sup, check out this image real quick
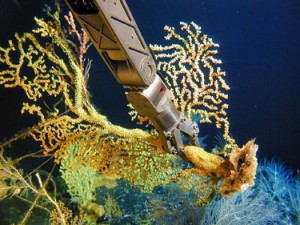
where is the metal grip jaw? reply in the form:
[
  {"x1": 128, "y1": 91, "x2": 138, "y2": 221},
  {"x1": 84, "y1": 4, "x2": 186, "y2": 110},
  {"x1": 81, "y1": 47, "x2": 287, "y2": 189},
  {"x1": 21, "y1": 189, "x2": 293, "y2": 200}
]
[
  {"x1": 127, "y1": 75, "x2": 199, "y2": 157},
  {"x1": 163, "y1": 114, "x2": 200, "y2": 156}
]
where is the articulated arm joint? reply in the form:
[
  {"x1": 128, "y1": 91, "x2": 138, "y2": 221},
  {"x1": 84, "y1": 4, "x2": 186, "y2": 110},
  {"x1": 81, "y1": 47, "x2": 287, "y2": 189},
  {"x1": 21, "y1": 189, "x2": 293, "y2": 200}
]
[
  {"x1": 127, "y1": 75, "x2": 199, "y2": 157},
  {"x1": 64, "y1": 0, "x2": 200, "y2": 158}
]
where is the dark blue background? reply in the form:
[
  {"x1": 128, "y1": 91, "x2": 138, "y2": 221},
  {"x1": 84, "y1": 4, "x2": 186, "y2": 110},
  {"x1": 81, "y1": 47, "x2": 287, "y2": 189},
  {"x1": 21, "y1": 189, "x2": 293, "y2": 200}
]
[{"x1": 0, "y1": 0, "x2": 299, "y2": 170}]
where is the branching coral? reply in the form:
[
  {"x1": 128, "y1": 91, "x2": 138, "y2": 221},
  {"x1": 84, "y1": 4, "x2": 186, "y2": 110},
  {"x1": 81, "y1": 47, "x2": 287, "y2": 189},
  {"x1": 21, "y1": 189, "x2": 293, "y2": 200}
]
[
  {"x1": 104, "y1": 193, "x2": 122, "y2": 222},
  {"x1": 0, "y1": 151, "x2": 32, "y2": 200},
  {"x1": 0, "y1": 150, "x2": 79, "y2": 224},
  {"x1": 0, "y1": 4, "x2": 156, "y2": 161},
  {"x1": 60, "y1": 133, "x2": 179, "y2": 193},
  {"x1": 0, "y1": 4, "x2": 257, "y2": 217},
  {"x1": 59, "y1": 141, "x2": 98, "y2": 206},
  {"x1": 0, "y1": 3, "x2": 176, "y2": 195},
  {"x1": 150, "y1": 22, "x2": 233, "y2": 144}
]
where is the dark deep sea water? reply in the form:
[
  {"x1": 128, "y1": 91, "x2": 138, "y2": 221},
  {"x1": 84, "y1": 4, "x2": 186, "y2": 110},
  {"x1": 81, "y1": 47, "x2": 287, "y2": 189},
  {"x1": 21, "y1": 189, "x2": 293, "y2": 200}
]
[{"x1": 0, "y1": 1, "x2": 299, "y2": 224}]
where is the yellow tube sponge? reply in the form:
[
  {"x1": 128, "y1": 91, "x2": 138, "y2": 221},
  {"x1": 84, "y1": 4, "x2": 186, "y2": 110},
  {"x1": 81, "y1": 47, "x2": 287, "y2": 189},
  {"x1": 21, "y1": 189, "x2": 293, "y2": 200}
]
[{"x1": 184, "y1": 145, "x2": 226, "y2": 178}]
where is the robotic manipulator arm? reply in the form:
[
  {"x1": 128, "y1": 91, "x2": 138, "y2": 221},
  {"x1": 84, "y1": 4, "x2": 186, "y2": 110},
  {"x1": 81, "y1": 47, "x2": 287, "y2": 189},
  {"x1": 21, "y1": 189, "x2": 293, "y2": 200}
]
[{"x1": 64, "y1": 0, "x2": 200, "y2": 160}]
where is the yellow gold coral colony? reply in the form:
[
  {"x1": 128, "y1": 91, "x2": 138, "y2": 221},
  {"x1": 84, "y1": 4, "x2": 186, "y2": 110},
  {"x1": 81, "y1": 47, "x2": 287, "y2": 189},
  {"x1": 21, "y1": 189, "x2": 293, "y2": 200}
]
[{"x1": 0, "y1": 7, "x2": 257, "y2": 202}]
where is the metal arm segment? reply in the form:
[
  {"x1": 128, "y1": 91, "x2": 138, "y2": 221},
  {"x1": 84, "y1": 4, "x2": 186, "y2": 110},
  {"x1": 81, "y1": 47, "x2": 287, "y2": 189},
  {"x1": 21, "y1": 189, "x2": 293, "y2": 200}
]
[
  {"x1": 64, "y1": 0, "x2": 155, "y2": 87},
  {"x1": 64, "y1": 0, "x2": 199, "y2": 158}
]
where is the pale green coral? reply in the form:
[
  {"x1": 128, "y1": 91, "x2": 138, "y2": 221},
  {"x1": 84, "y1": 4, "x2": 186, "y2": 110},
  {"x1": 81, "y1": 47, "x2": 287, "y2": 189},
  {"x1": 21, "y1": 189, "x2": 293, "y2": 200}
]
[{"x1": 60, "y1": 140, "x2": 97, "y2": 206}]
